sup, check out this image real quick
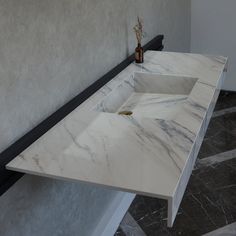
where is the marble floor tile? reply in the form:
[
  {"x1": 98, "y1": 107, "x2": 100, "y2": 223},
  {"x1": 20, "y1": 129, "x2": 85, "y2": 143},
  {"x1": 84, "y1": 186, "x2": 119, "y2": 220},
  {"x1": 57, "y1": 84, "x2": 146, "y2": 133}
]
[
  {"x1": 198, "y1": 113, "x2": 236, "y2": 159},
  {"x1": 120, "y1": 213, "x2": 146, "y2": 236},
  {"x1": 213, "y1": 113, "x2": 236, "y2": 134},
  {"x1": 212, "y1": 106, "x2": 236, "y2": 118},
  {"x1": 204, "y1": 116, "x2": 225, "y2": 139},
  {"x1": 114, "y1": 228, "x2": 126, "y2": 236},
  {"x1": 203, "y1": 222, "x2": 236, "y2": 236},
  {"x1": 209, "y1": 131, "x2": 236, "y2": 154},
  {"x1": 214, "y1": 91, "x2": 236, "y2": 111},
  {"x1": 128, "y1": 196, "x2": 168, "y2": 235},
  {"x1": 198, "y1": 140, "x2": 222, "y2": 159},
  {"x1": 196, "y1": 149, "x2": 236, "y2": 168}
]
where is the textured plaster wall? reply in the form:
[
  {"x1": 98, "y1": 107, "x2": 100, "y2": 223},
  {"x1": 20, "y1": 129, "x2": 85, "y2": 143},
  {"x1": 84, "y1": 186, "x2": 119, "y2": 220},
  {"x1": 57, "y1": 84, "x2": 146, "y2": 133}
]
[
  {"x1": 0, "y1": 0, "x2": 190, "y2": 152},
  {"x1": 0, "y1": 0, "x2": 191, "y2": 235},
  {"x1": 0, "y1": 175, "x2": 118, "y2": 236}
]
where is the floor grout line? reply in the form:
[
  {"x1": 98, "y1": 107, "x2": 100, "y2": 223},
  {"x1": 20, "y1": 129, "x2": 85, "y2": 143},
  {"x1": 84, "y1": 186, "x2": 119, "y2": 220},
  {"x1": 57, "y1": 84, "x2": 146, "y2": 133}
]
[
  {"x1": 212, "y1": 106, "x2": 236, "y2": 118},
  {"x1": 120, "y1": 212, "x2": 147, "y2": 236}
]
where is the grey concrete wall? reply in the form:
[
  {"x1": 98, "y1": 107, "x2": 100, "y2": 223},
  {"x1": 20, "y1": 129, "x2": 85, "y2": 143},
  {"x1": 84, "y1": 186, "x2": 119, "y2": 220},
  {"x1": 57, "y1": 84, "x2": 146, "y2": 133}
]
[
  {"x1": 0, "y1": 175, "x2": 118, "y2": 236},
  {"x1": 191, "y1": 0, "x2": 236, "y2": 91},
  {"x1": 0, "y1": 0, "x2": 191, "y2": 235},
  {"x1": 0, "y1": 0, "x2": 191, "y2": 152}
]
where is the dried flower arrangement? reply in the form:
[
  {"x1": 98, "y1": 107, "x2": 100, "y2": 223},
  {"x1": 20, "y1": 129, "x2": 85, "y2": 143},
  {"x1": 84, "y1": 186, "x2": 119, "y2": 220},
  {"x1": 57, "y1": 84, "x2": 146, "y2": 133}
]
[
  {"x1": 133, "y1": 16, "x2": 145, "y2": 63},
  {"x1": 133, "y1": 17, "x2": 144, "y2": 45}
]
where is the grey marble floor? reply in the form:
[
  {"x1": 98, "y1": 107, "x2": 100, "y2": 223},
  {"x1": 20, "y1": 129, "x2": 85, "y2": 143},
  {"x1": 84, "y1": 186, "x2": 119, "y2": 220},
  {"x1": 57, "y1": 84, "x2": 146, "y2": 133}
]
[
  {"x1": 115, "y1": 91, "x2": 236, "y2": 236},
  {"x1": 203, "y1": 222, "x2": 236, "y2": 236}
]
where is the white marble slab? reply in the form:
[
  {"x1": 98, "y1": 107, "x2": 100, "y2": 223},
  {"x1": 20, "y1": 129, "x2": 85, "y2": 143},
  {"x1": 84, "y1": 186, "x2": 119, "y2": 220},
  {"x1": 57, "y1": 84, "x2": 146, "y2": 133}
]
[{"x1": 6, "y1": 51, "x2": 227, "y2": 227}]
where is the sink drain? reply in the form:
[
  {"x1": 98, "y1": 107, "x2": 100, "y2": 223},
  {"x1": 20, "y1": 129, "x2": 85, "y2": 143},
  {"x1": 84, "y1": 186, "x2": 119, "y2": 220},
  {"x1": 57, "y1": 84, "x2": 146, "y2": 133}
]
[{"x1": 118, "y1": 111, "x2": 133, "y2": 116}]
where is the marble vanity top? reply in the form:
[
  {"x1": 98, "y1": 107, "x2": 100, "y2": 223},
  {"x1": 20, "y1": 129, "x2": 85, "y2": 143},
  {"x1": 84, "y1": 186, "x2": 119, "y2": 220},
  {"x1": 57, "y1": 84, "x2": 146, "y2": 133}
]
[{"x1": 7, "y1": 51, "x2": 227, "y2": 226}]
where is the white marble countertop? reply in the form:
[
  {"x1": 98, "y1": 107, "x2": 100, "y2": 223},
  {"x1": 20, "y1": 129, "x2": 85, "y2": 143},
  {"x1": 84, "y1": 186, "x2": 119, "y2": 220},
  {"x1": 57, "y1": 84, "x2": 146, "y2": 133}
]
[{"x1": 7, "y1": 51, "x2": 227, "y2": 226}]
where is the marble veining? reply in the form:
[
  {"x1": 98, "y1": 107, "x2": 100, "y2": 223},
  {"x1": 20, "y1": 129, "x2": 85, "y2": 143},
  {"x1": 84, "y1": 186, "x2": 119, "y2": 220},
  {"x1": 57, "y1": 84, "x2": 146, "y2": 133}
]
[
  {"x1": 119, "y1": 213, "x2": 146, "y2": 236},
  {"x1": 197, "y1": 149, "x2": 236, "y2": 168},
  {"x1": 203, "y1": 222, "x2": 236, "y2": 236},
  {"x1": 6, "y1": 51, "x2": 227, "y2": 227},
  {"x1": 116, "y1": 93, "x2": 236, "y2": 235},
  {"x1": 212, "y1": 106, "x2": 236, "y2": 118}
]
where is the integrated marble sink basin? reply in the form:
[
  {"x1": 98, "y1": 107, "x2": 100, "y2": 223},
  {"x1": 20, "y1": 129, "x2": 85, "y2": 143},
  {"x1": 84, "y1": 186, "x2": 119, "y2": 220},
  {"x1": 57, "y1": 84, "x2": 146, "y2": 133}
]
[
  {"x1": 6, "y1": 51, "x2": 227, "y2": 227},
  {"x1": 95, "y1": 72, "x2": 198, "y2": 120}
]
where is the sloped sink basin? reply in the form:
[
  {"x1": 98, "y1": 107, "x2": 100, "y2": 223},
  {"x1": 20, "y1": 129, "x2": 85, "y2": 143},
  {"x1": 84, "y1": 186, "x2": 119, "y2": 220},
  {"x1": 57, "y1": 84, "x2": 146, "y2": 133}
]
[{"x1": 95, "y1": 72, "x2": 198, "y2": 119}]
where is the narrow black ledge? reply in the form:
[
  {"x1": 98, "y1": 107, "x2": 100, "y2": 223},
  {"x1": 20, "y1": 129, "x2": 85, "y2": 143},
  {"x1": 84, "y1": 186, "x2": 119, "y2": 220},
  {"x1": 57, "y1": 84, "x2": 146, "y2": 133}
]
[{"x1": 0, "y1": 35, "x2": 164, "y2": 196}]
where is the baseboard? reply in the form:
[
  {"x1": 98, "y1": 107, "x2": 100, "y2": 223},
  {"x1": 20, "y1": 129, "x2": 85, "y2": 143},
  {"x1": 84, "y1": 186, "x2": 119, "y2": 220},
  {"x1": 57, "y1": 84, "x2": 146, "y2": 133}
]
[{"x1": 92, "y1": 192, "x2": 135, "y2": 236}]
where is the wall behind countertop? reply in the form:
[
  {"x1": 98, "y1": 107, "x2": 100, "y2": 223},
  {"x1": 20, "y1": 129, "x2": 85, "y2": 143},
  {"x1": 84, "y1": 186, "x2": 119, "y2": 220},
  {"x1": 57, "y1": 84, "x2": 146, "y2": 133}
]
[
  {"x1": 0, "y1": 1, "x2": 191, "y2": 235},
  {"x1": 191, "y1": 0, "x2": 236, "y2": 91},
  {"x1": 0, "y1": 0, "x2": 191, "y2": 152}
]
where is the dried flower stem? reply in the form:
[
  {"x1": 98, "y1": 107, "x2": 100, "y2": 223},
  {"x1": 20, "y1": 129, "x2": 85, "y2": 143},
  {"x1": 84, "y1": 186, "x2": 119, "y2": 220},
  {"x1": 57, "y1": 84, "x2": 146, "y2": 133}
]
[{"x1": 133, "y1": 16, "x2": 144, "y2": 45}]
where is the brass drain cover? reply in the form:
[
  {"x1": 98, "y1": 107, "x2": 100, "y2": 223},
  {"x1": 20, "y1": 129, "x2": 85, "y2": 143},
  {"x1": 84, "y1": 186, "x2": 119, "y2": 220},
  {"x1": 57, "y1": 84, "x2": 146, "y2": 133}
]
[{"x1": 118, "y1": 111, "x2": 133, "y2": 116}]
